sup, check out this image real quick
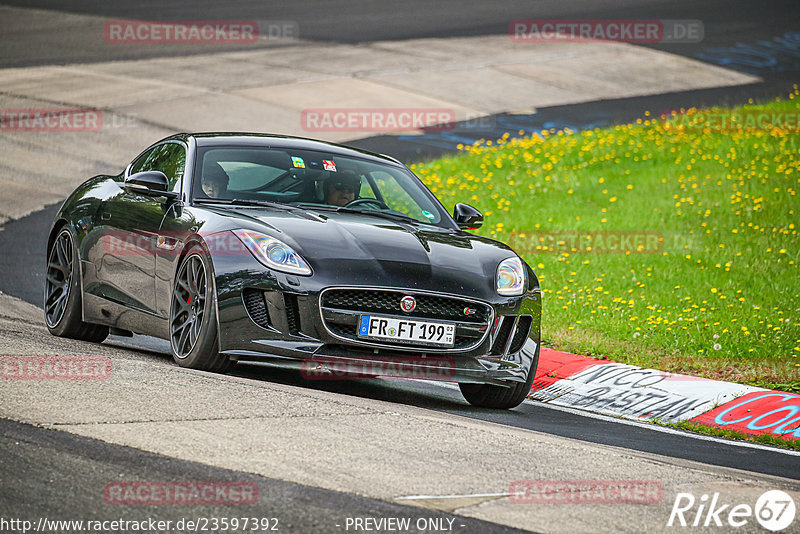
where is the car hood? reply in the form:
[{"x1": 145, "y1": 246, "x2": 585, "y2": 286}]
[{"x1": 211, "y1": 206, "x2": 518, "y2": 299}]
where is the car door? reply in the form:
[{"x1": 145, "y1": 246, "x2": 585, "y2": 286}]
[{"x1": 93, "y1": 142, "x2": 186, "y2": 322}]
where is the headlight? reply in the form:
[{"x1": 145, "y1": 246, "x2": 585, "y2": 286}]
[
  {"x1": 497, "y1": 256, "x2": 525, "y2": 296},
  {"x1": 232, "y1": 229, "x2": 312, "y2": 276}
]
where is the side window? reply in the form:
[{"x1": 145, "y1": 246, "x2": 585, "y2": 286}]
[
  {"x1": 158, "y1": 144, "x2": 186, "y2": 190},
  {"x1": 372, "y1": 172, "x2": 424, "y2": 216},
  {"x1": 129, "y1": 147, "x2": 157, "y2": 176},
  {"x1": 128, "y1": 143, "x2": 186, "y2": 191},
  {"x1": 367, "y1": 170, "x2": 441, "y2": 224}
]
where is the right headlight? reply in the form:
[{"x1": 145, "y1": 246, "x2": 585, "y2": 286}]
[
  {"x1": 232, "y1": 229, "x2": 312, "y2": 276},
  {"x1": 496, "y1": 256, "x2": 525, "y2": 296}
]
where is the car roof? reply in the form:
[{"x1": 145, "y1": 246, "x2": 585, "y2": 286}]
[{"x1": 175, "y1": 132, "x2": 403, "y2": 166}]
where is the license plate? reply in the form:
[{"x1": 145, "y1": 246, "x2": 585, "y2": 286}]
[{"x1": 358, "y1": 315, "x2": 455, "y2": 347}]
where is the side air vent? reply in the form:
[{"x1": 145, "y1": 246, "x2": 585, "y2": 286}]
[
  {"x1": 242, "y1": 289, "x2": 271, "y2": 329},
  {"x1": 490, "y1": 316, "x2": 515, "y2": 355},
  {"x1": 508, "y1": 315, "x2": 533, "y2": 353},
  {"x1": 284, "y1": 294, "x2": 301, "y2": 335}
]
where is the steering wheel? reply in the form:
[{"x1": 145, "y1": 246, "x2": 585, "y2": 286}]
[{"x1": 344, "y1": 198, "x2": 389, "y2": 210}]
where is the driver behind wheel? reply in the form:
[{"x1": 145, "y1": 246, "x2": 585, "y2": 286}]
[
  {"x1": 201, "y1": 162, "x2": 230, "y2": 199},
  {"x1": 324, "y1": 170, "x2": 361, "y2": 206}
]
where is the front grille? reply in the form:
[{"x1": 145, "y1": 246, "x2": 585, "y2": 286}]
[
  {"x1": 321, "y1": 288, "x2": 492, "y2": 351},
  {"x1": 322, "y1": 289, "x2": 490, "y2": 323},
  {"x1": 327, "y1": 322, "x2": 352, "y2": 338}
]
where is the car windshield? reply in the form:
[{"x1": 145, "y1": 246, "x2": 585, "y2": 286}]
[{"x1": 192, "y1": 146, "x2": 450, "y2": 227}]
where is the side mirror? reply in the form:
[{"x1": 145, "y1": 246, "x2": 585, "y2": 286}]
[
  {"x1": 125, "y1": 171, "x2": 178, "y2": 199},
  {"x1": 453, "y1": 203, "x2": 483, "y2": 230}
]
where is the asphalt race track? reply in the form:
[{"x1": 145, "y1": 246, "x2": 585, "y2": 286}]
[
  {"x1": 0, "y1": 418, "x2": 529, "y2": 534},
  {"x1": 1, "y1": 1, "x2": 800, "y2": 533},
  {"x1": 1, "y1": 0, "x2": 798, "y2": 66}
]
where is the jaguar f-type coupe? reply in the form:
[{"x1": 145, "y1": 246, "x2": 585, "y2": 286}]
[{"x1": 45, "y1": 133, "x2": 542, "y2": 408}]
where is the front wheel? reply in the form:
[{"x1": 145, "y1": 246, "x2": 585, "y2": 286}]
[
  {"x1": 169, "y1": 248, "x2": 232, "y2": 372},
  {"x1": 459, "y1": 344, "x2": 539, "y2": 409},
  {"x1": 44, "y1": 227, "x2": 108, "y2": 342}
]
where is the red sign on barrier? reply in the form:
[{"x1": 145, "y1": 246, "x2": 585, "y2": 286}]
[
  {"x1": 530, "y1": 348, "x2": 613, "y2": 392},
  {"x1": 690, "y1": 391, "x2": 800, "y2": 440}
]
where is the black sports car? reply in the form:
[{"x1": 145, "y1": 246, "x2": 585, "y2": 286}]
[{"x1": 45, "y1": 133, "x2": 542, "y2": 409}]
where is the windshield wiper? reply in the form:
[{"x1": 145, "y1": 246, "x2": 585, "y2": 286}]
[
  {"x1": 293, "y1": 203, "x2": 339, "y2": 212},
  {"x1": 194, "y1": 198, "x2": 289, "y2": 210},
  {"x1": 335, "y1": 207, "x2": 421, "y2": 226},
  {"x1": 196, "y1": 198, "x2": 423, "y2": 226}
]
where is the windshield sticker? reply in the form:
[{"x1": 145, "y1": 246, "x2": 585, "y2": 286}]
[
  {"x1": 323, "y1": 159, "x2": 337, "y2": 172},
  {"x1": 291, "y1": 156, "x2": 305, "y2": 168},
  {"x1": 421, "y1": 210, "x2": 435, "y2": 219}
]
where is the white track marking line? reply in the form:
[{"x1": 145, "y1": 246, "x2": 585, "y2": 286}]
[{"x1": 396, "y1": 492, "x2": 509, "y2": 501}]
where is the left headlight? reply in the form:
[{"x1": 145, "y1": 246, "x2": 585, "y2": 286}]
[
  {"x1": 497, "y1": 256, "x2": 525, "y2": 296},
  {"x1": 232, "y1": 229, "x2": 312, "y2": 276}
]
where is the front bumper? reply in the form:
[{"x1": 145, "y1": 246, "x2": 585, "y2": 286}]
[
  {"x1": 212, "y1": 256, "x2": 541, "y2": 386},
  {"x1": 225, "y1": 339, "x2": 540, "y2": 386}
]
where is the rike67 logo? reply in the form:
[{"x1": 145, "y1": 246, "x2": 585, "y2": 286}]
[{"x1": 668, "y1": 490, "x2": 796, "y2": 531}]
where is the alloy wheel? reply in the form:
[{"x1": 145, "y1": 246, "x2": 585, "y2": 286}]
[
  {"x1": 45, "y1": 230, "x2": 74, "y2": 328},
  {"x1": 170, "y1": 255, "x2": 207, "y2": 359}
]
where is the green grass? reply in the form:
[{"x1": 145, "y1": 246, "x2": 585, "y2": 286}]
[
  {"x1": 412, "y1": 91, "x2": 800, "y2": 391},
  {"x1": 660, "y1": 420, "x2": 800, "y2": 451}
]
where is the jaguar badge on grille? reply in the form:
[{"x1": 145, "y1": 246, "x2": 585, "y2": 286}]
[{"x1": 400, "y1": 296, "x2": 416, "y2": 312}]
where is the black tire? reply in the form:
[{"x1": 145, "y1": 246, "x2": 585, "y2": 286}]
[
  {"x1": 44, "y1": 227, "x2": 109, "y2": 342},
  {"x1": 459, "y1": 342, "x2": 540, "y2": 409},
  {"x1": 169, "y1": 247, "x2": 232, "y2": 372}
]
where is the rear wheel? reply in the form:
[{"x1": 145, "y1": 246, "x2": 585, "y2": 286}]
[
  {"x1": 459, "y1": 344, "x2": 539, "y2": 409},
  {"x1": 44, "y1": 227, "x2": 109, "y2": 342},
  {"x1": 169, "y1": 248, "x2": 232, "y2": 372}
]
